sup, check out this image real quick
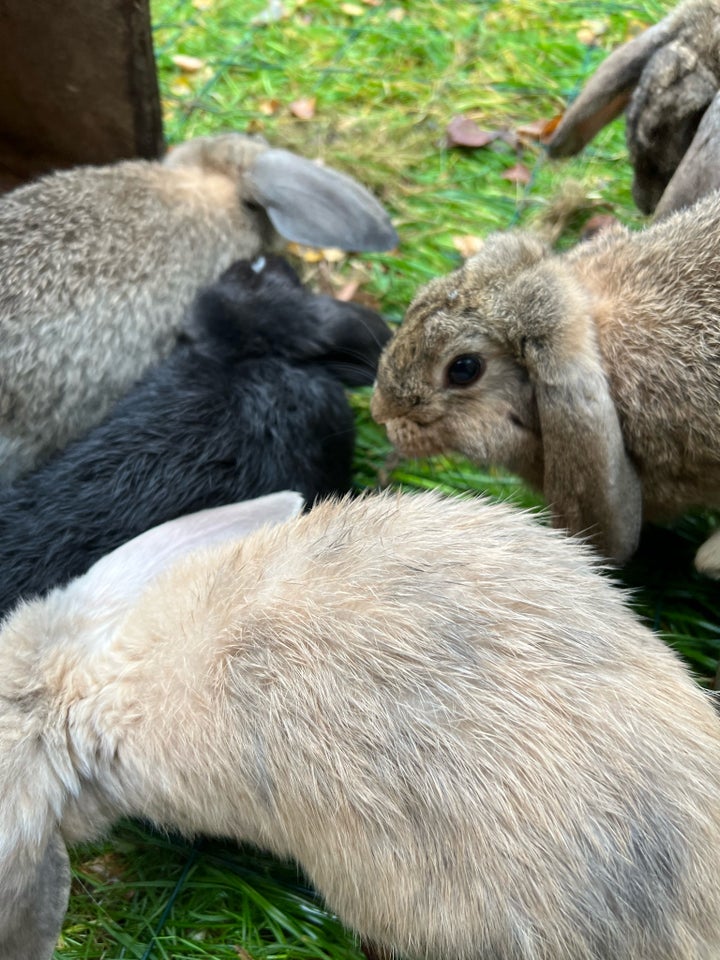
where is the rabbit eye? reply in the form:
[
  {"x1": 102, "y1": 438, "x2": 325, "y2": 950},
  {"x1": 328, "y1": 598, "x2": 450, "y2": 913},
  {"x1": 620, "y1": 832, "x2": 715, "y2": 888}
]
[{"x1": 446, "y1": 354, "x2": 485, "y2": 387}]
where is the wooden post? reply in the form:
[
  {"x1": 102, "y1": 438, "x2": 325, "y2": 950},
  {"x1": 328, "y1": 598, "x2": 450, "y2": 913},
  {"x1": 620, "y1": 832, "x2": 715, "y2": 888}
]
[{"x1": 0, "y1": 0, "x2": 164, "y2": 191}]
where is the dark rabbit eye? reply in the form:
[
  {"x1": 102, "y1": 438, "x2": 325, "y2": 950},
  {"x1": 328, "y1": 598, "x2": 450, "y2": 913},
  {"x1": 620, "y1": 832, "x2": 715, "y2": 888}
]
[{"x1": 446, "y1": 354, "x2": 485, "y2": 387}]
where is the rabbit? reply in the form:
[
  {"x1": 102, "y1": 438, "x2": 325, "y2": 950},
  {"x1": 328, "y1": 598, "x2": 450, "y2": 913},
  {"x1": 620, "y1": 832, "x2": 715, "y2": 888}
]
[
  {"x1": 0, "y1": 131, "x2": 398, "y2": 483},
  {"x1": 370, "y1": 193, "x2": 720, "y2": 575},
  {"x1": 2, "y1": 487, "x2": 720, "y2": 960},
  {"x1": 547, "y1": 0, "x2": 720, "y2": 216},
  {"x1": 0, "y1": 253, "x2": 391, "y2": 620}
]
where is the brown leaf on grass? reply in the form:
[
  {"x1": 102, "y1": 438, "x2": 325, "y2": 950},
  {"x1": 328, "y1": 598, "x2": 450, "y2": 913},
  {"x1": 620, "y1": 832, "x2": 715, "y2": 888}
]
[
  {"x1": 576, "y1": 19, "x2": 608, "y2": 45},
  {"x1": 289, "y1": 96, "x2": 316, "y2": 120},
  {"x1": 233, "y1": 949, "x2": 254, "y2": 960},
  {"x1": 171, "y1": 54, "x2": 206, "y2": 73},
  {"x1": 446, "y1": 115, "x2": 497, "y2": 149},
  {"x1": 336, "y1": 279, "x2": 361, "y2": 301},
  {"x1": 501, "y1": 163, "x2": 532, "y2": 185},
  {"x1": 340, "y1": 2, "x2": 365, "y2": 14},
  {"x1": 258, "y1": 98, "x2": 281, "y2": 116},
  {"x1": 386, "y1": 7, "x2": 405, "y2": 21},
  {"x1": 516, "y1": 114, "x2": 563, "y2": 145},
  {"x1": 452, "y1": 235, "x2": 484, "y2": 259}
]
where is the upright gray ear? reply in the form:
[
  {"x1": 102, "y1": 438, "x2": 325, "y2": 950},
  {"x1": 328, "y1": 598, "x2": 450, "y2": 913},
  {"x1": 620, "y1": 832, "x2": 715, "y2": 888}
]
[
  {"x1": 0, "y1": 830, "x2": 70, "y2": 960},
  {"x1": 653, "y1": 91, "x2": 720, "y2": 217},
  {"x1": 248, "y1": 148, "x2": 398, "y2": 252},
  {"x1": 547, "y1": 19, "x2": 673, "y2": 157}
]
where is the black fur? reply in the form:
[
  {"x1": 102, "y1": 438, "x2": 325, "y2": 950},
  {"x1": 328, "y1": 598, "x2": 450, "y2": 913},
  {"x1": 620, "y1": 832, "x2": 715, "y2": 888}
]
[{"x1": 0, "y1": 256, "x2": 390, "y2": 619}]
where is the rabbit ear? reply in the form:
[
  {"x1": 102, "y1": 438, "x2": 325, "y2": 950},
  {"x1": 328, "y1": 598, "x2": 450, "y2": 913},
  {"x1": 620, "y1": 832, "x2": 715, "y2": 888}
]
[
  {"x1": 497, "y1": 267, "x2": 643, "y2": 564},
  {"x1": 0, "y1": 829, "x2": 70, "y2": 960},
  {"x1": 74, "y1": 491, "x2": 304, "y2": 615},
  {"x1": 248, "y1": 148, "x2": 398, "y2": 252},
  {"x1": 547, "y1": 18, "x2": 674, "y2": 157},
  {"x1": 653, "y1": 91, "x2": 720, "y2": 218}
]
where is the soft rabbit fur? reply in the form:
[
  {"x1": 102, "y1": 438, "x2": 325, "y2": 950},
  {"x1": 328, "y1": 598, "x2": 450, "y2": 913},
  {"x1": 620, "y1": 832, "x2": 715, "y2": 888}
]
[
  {"x1": 0, "y1": 254, "x2": 390, "y2": 619},
  {"x1": 371, "y1": 194, "x2": 720, "y2": 574},
  {"x1": 2, "y1": 490, "x2": 720, "y2": 960},
  {"x1": 548, "y1": 0, "x2": 720, "y2": 215},
  {"x1": 0, "y1": 132, "x2": 397, "y2": 482}
]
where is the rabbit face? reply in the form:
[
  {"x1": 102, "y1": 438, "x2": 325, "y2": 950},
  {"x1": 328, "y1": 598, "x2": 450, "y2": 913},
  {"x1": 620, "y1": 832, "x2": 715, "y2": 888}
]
[{"x1": 372, "y1": 262, "x2": 543, "y2": 486}]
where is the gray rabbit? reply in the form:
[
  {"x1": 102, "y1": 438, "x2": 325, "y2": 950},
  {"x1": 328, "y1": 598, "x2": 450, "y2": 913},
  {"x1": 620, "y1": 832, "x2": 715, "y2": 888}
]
[{"x1": 0, "y1": 132, "x2": 397, "y2": 481}]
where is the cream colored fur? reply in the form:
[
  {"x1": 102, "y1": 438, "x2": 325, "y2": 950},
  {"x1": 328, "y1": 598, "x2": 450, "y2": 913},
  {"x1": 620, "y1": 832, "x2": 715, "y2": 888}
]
[{"x1": 1, "y1": 491, "x2": 720, "y2": 959}]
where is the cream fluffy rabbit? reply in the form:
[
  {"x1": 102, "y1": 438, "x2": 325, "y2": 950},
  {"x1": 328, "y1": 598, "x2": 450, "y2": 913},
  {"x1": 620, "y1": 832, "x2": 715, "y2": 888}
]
[
  {"x1": 2, "y1": 490, "x2": 720, "y2": 959},
  {"x1": 372, "y1": 193, "x2": 720, "y2": 574}
]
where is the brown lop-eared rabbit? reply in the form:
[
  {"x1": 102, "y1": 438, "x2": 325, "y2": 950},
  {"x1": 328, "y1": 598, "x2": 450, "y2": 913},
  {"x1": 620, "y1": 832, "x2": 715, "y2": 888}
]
[
  {"x1": 0, "y1": 133, "x2": 397, "y2": 482},
  {"x1": 371, "y1": 191, "x2": 720, "y2": 575},
  {"x1": 2, "y1": 489, "x2": 720, "y2": 960}
]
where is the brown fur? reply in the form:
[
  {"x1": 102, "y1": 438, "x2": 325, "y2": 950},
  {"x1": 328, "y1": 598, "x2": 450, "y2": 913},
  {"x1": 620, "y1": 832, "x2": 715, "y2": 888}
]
[
  {"x1": 548, "y1": 0, "x2": 720, "y2": 215},
  {"x1": 371, "y1": 194, "x2": 720, "y2": 571},
  {"x1": 1, "y1": 491, "x2": 720, "y2": 959}
]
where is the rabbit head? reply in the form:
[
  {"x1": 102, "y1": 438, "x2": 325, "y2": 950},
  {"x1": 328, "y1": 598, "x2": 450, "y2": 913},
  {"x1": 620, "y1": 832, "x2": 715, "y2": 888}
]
[
  {"x1": 191, "y1": 254, "x2": 391, "y2": 386},
  {"x1": 2, "y1": 489, "x2": 720, "y2": 959},
  {"x1": 372, "y1": 231, "x2": 643, "y2": 563}
]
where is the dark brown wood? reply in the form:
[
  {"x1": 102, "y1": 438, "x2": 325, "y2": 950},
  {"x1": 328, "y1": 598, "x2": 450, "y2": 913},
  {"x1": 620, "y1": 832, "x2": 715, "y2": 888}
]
[{"x1": 0, "y1": 0, "x2": 164, "y2": 189}]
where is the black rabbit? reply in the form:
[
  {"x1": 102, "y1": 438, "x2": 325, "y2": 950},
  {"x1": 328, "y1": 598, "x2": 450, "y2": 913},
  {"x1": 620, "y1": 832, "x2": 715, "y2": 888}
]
[{"x1": 0, "y1": 255, "x2": 390, "y2": 620}]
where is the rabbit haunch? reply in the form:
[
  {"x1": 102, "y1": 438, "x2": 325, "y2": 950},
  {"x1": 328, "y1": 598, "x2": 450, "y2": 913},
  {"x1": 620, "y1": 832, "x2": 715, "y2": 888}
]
[
  {"x1": 372, "y1": 191, "x2": 720, "y2": 574},
  {"x1": 0, "y1": 132, "x2": 397, "y2": 482},
  {"x1": 2, "y1": 491, "x2": 720, "y2": 960}
]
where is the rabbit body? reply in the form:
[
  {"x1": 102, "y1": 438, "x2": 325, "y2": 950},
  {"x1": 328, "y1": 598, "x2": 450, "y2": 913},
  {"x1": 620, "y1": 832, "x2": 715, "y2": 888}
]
[
  {"x1": 0, "y1": 133, "x2": 397, "y2": 482},
  {"x1": 0, "y1": 255, "x2": 390, "y2": 619},
  {"x1": 1, "y1": 491, "x2": 720, "y2": 960},
  {"x1": 371, "y1": 193, "x2": 720, "y2": 572}
]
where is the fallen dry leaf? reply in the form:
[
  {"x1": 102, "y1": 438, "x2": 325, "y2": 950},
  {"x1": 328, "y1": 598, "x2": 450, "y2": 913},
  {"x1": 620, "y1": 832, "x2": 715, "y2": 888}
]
[
  {"x1": 192, "y1": 0, "x2": 214, "y2": 9},
  {"x1": 576, "y1": 19, "x2": 607, "y2": 45},
  {"x1": 452, "y1": 235, "x2": 484, "y2": 259},
  {"x1": 341, "y1": 2, "x2": 365, "y2": 14},
  {"x1": 289, "y1": 96, "x2": 316, "y2": 120},
  {"x1": 258, "y1": 98, "x2": 281, "y2": 116},
  {"x1": 171, "y1": 54, "x2": 206, "y2": 73},
  {"x1": 501, "y1": 162, "x2": 532, "y2": 185},
  {"x1": 446, "y1": 115, "x2": 497, "y2": 149},
  {"x1": 386, "y1": 7, "x2": 405, "y2": 22},
  {"x1": 336, "y1": 279, "x2": 360, "y2": 301},
  {"x1": 516, "y1": 114, "x2": 564, "y2": 146}
]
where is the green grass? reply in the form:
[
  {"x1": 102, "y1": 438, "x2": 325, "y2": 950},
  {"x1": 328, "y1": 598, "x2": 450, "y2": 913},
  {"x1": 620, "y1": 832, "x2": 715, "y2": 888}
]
[{"x1": 57, "y1": 0, "x2": 720, "y2": 956}]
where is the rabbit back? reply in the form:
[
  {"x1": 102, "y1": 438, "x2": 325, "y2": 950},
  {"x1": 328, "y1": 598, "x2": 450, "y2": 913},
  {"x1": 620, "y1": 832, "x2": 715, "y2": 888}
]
[
  {"x1": 35, "y1": 492, "x2": 720, "y2": 960},
  {"x1": 0, "y1": 161, "x2": 270, "y2": 482}
]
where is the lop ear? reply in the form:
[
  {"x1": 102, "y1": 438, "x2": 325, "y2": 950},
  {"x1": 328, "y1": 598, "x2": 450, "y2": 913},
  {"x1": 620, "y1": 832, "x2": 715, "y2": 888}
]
[
  {"x1": 247, "y1": 148, "x2": 398, "y2": 252},
  {"x1": 547, "y1": 18, "x2": 673, "y2": 157},
  {"x1": 0, "y1": 829, "x2": 70, "y2": 960},
  {"x1": 653, "y1": 91, "x2": 720, "y2": 218},
  {"x1": 72, "y1": 491, "x2": 304, "y2": 619},
  {"x1": 497, "y1": 266, "x2": 643, "y2": 564}
]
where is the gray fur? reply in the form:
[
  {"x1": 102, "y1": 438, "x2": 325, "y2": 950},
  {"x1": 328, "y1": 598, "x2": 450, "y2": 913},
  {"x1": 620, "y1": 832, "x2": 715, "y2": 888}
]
[{"x1": 0, "y1": 132, "x2": 397, "y2": 481}]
